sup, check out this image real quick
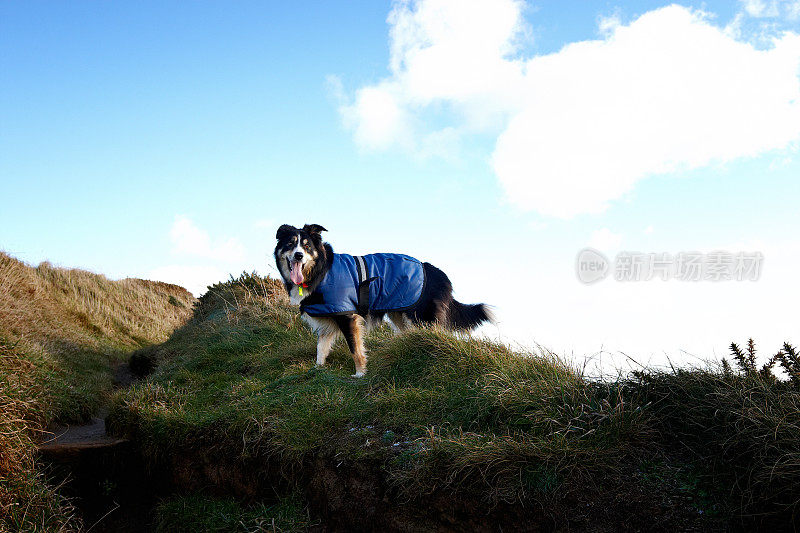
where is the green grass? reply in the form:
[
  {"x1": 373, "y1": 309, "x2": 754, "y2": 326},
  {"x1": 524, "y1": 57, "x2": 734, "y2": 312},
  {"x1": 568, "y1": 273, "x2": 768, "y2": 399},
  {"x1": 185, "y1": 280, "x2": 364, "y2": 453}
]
[
  {"x1": 0, "y1": 254, "x2": 800, "y2": 531},
  {"x1": 110, "y1": 273, "x2": 800, "y2": 530},
  {"x1": 5, "y1": 259, "x2": 791, "y2": 530},
  {"x1": 154, "y1": 491, "x2": 315, "y2": 533}
]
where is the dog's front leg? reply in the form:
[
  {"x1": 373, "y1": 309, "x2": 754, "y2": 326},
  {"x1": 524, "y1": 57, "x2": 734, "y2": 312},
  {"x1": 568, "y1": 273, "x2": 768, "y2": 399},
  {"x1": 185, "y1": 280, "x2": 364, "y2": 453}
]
[
  {"x1": 303, "y1": 315, "x2": 339, "y2": 367},
  {"x1": 316, "y1": 330, "x2": 337, "y2": 366},
  {"x1": 333, "y1": 314, "x2": 367, "y2": 377}
]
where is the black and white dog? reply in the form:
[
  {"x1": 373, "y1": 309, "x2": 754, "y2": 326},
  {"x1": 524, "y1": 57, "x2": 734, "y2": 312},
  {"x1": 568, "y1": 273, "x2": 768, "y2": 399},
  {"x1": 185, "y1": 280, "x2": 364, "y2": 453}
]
[{"x1": 274, "y1": 224, "x2": 492, "y2": 376}]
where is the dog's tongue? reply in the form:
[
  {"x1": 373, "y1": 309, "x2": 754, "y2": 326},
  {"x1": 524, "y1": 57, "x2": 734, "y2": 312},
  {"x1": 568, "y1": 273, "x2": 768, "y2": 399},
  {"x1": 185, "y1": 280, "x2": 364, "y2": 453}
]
[{"x1": 290, "y1": 261, "x2": 304, "y2": 285}]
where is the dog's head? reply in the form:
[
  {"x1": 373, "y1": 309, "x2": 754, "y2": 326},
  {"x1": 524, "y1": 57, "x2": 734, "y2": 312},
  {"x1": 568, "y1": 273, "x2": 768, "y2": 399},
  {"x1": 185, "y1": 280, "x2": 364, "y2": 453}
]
[{"x1": 274, "y1": 224, "x2": 328, "y2": 287}]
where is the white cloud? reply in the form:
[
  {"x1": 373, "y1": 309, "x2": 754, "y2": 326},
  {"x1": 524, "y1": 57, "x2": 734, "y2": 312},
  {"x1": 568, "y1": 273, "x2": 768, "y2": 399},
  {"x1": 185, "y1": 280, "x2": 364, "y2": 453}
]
[
  {"x1": 790, "y1": 2, "x2": 800, "y2": 19},
  {"x1": 170, "y1": 215, "x2": 245, "y2": 261},
  {"x1": 597, "y1": 12, "x2": 622, "y2": 37},
  {"x1": 145, "y1": 216, "x2": 273, "y2": 296},
  {"x1": 589, "y1": 228, "x2": 622, "y2": 251},
  {"x1": 146, "y1": 265, "x2": 227, "y2": 297},
  {"x1": 340, "y1": 1, "x2": 800, "y2": 218},
  {"x1": 385, "y1": 0, "x2": 526, "y2": 110},
  {"x1": 496, "y1": 7, "x2": 800, "y2": 217},
  {"x1": 742, "y1": 0, "x2": 781, "y2": 17},
  {"x1": 338, "y1": 0, "x2": 527, "y2": 153},
  {"x1": 342, "y1": 83, "x2": 413, "y2": 151},
  {"x1": 739, "y1": 0, "x2": 800, "y2": 18}
]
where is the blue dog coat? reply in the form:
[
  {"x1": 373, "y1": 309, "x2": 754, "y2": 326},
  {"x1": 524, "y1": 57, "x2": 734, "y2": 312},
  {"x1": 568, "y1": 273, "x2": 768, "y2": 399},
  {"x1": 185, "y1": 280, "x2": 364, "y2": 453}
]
[{"x1": 300, "y1": 253, "x2": 425, "y2": 317}]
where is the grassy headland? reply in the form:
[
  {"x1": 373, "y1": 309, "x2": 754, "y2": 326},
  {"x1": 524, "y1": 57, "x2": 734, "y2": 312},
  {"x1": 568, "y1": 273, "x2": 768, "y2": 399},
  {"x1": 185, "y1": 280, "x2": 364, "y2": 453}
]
[
  {"x1": 0, "y1": 252, "x2": 195, "y2": 532},
  {"x1": 2, "y1": 253, "x2": 797, "y2": 531},
  {"x1": 111, "y1": 273, "x2": 800, "y2": 531}
]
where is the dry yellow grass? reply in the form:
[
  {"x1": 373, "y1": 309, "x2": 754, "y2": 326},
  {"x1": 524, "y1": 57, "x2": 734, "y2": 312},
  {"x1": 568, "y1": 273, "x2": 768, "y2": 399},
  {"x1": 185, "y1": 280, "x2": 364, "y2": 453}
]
[
  {"x1": 0, "y1": 251, "x2": 195, "y2": 531},
  {"x1": 0, "y1": 339, "x2": 77, "y2": 532},
  {"x1": 0, "y1": 252, "x2": 194, "y2": 354}
]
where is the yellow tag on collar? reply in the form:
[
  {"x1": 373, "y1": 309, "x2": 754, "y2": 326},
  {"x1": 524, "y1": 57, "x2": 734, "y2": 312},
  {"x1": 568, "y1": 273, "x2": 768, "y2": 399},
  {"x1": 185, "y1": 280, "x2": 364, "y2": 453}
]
[{"x1": 298, "y1": 285, "x2": 303, "y2": 297}]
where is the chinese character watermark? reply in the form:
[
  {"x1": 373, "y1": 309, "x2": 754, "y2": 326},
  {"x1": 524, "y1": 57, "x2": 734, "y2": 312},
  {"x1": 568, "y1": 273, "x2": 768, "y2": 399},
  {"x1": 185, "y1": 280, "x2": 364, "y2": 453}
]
[{"x1": 576, "y1": 249, "x2": 763, "y2": 284}]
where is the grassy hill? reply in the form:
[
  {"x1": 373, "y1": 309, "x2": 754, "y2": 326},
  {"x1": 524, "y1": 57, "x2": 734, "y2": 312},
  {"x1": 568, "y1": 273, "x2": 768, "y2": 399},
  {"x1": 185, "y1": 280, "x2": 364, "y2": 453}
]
[
  {"x1": 0, "y1": 252, "x2": 195, "y2": 532},
  {"x1": 110, "y1": 273, "x2": 800, "y2": 532},
  {"x1": 2, "y1": 254, "x2": 798, "y2": 531}
]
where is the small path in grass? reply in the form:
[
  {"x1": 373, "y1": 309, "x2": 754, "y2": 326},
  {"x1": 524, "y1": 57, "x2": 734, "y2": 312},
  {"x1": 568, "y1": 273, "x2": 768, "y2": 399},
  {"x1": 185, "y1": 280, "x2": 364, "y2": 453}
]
[
  {"x1": 39, "y1": 362, "x2": 134, "y2": 454},
  {"x1": 38, "y1": 414, "x2": 125, "y2": 453},
  {"x1": 38, "y1": 361, "x2": 155, "y2": 532}
]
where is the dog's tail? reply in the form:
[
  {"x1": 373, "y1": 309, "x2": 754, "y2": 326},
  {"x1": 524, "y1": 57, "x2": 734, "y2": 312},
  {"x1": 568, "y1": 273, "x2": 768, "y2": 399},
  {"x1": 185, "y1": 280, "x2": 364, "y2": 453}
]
[{"x1": 447, "y1": 299, "x2": 494, "y2": 330}]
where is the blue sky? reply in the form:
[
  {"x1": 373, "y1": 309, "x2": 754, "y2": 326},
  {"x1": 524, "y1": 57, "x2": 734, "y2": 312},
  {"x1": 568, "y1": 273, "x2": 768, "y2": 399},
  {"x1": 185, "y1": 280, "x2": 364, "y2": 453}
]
[{"x1": 2, "y1": 1, "x2": 799, "y2": 372}]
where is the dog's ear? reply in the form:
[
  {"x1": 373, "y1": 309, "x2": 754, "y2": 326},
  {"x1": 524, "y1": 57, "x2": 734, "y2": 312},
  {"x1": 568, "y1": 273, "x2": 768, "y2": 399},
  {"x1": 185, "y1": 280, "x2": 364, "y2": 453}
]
[
  {"x1": 303, "y1": 224, "x2": 327, "y2": 235},
  {"x1": 276, "y1": 224, "x2": 297, "y2": 239}
]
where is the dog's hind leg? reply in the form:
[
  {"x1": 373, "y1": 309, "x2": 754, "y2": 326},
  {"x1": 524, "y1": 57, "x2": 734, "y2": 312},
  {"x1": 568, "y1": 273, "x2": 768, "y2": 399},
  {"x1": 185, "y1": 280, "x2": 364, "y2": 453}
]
[
  {"x1": 333, "y1": 314, "x2": 368, "y2": 377},
  {"x1": 351, "y1": 315, "x2": 368, "y2": 377},
  {"x1": 387, "y1": 312, "x2": 409, "y2": 335}
]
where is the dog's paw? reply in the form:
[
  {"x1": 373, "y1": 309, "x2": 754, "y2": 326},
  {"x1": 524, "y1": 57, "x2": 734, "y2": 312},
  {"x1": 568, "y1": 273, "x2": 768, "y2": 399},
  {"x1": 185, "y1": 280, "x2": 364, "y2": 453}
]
[{"x1": 351, "y1": 371, "x2": 365, "y2": 378}]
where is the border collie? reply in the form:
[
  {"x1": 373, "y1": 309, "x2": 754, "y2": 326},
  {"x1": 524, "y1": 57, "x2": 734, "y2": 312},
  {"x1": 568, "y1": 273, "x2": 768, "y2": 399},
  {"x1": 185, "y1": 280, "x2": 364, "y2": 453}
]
[{"x1": 274, "y1": 224, "x2": 492, "y2": 377}]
